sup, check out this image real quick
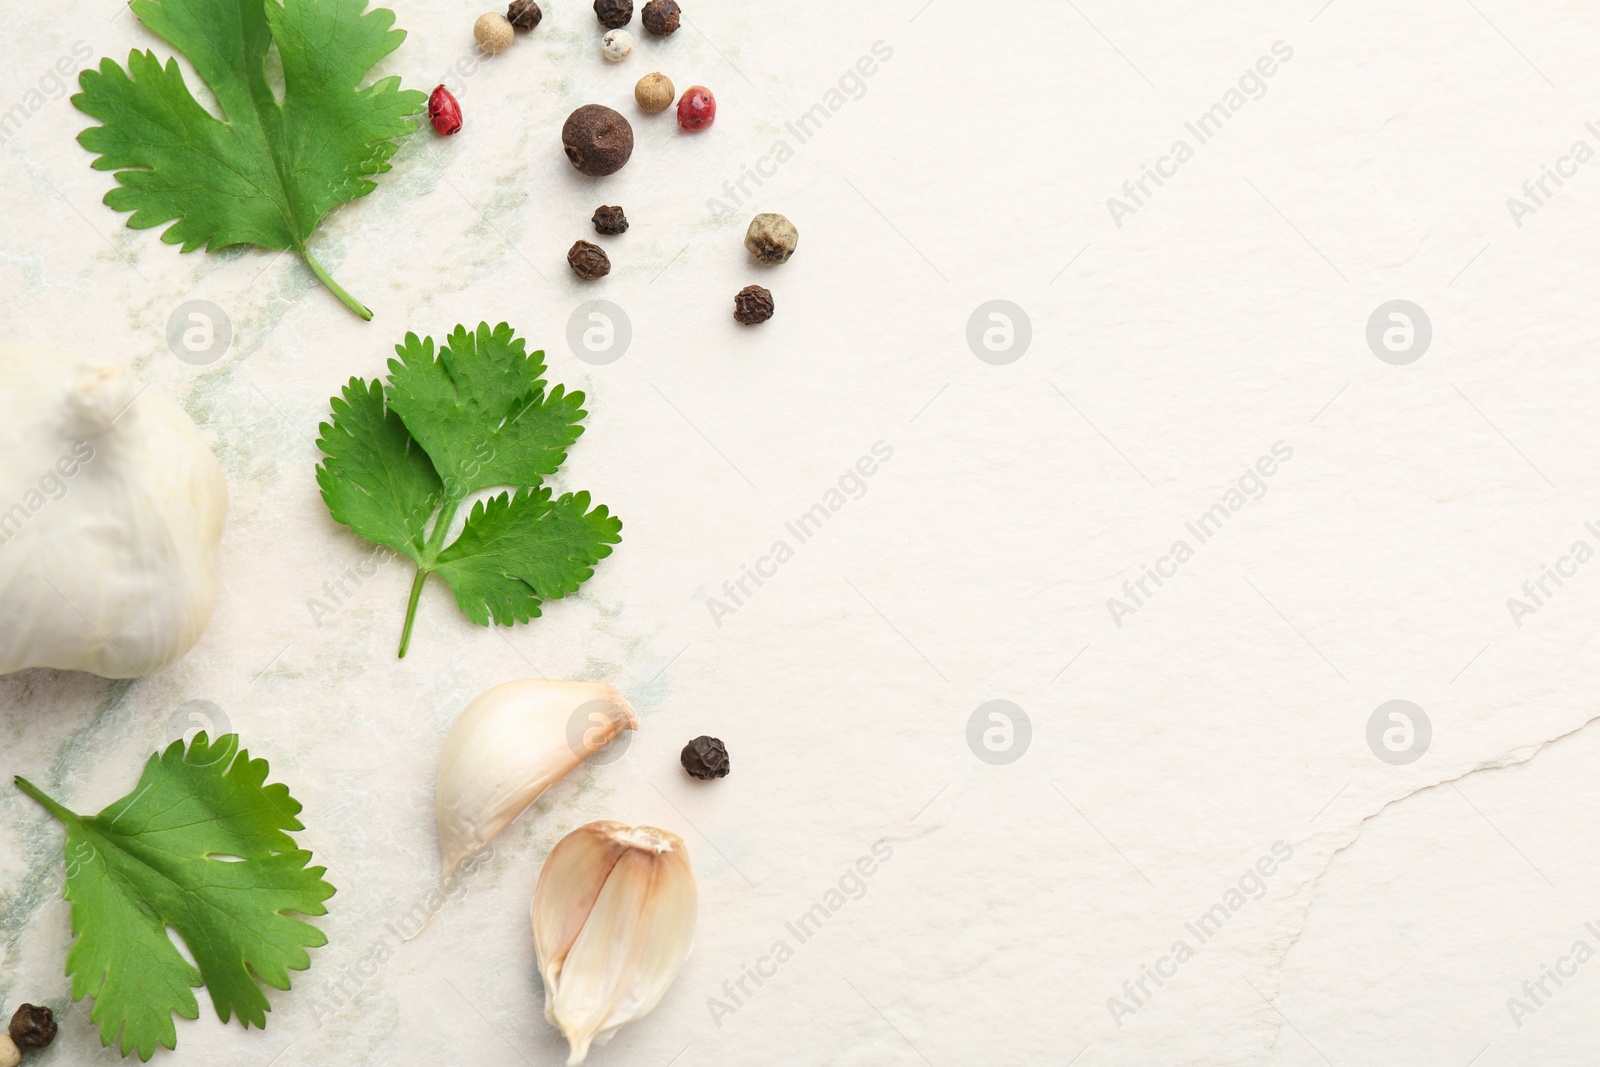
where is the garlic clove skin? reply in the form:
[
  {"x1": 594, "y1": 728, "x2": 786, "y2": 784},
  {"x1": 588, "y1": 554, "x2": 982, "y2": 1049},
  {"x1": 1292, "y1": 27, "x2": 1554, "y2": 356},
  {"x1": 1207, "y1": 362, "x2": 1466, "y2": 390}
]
[
  {"x1": 436, "y1": 680, "x2": 639, "y2": 883},
  {"x1": 0, "y1": 345, "x2": 226, "y2": 679},
  {"x1": 532, "y1": 822, "x2": 697, "y2": 1064}
]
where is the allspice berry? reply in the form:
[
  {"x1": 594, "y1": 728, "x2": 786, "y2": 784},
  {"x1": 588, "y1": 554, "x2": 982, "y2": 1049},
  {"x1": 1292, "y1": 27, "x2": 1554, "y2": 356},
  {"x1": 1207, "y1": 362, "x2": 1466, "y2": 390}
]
[
  {"x1": 8, "y1": 1005, "x2": 55, "y2": 1050},
  {"x1": 734, "y1": 285, "x2": 774, "y2": 324},
  {"x1": 594, "y1": 0, "x2": 632, "y2": 28},
  {"x1": 635, "y1": 72, "x2": 675, "y2": 113},
  {"x1": 680, "y1": 735, "x2": 729, "y2": 780},
  {"x1": 641, "y1": 0, "x2": 681, "y2": 35},
  {"x1": 568, "y1": 240, "x2": 611, "y2": 280},
  {"x1": 506, "y1": 0, "x2": 542, "y2": 30},
  {"x1": 592, "y1": 205, "x2": 628, "y2": 235},
  {"x1": 561, "y1": 104, "x2": 634, "y2": 176},
  {"x1": 745, "y1": 213, "x2": 798, "y2": 264},
  {"x1": 474, "y1": 11, "x2": 515, "y2": 53}
]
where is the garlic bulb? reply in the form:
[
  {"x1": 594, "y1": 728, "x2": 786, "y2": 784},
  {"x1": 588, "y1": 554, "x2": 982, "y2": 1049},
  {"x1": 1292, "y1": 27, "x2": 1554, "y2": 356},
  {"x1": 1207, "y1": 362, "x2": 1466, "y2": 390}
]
[
  {"x1": 533, "y1": 822, "x2": 697, "y2": 1064},
  {"x1": 436, "y1": 680, "x2": 639, "y2": 882},
  {"x1": 0, "y1": 343, "x2": 226, "y2": 678}
]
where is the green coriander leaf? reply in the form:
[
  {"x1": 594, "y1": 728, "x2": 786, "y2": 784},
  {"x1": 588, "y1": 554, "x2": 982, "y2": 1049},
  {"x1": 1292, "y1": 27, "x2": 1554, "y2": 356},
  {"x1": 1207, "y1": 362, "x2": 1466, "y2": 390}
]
[
  {"x1": 72, "y1": 0, "x2": 425, "y2": 319},
  {"x1": 315, "y1": 322, "x2": 622, "y2": 655},
  {"x1": 385, "y1": 322, "x2": 587, "y2": 495},
  {"x1": 316, "y1": 377, "x2": 443, "y2": 563},
  {"x1": 15, "y1": 733, "x2": 334, "y2": 1061},
  {"x1": 434, "y1": 488, "x2": 623, "y2": 626}
]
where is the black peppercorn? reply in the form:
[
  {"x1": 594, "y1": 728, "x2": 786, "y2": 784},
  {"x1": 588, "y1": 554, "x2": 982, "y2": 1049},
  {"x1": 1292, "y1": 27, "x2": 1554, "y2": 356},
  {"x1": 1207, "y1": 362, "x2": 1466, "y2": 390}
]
[
  {"x1": 9, "y1": 1004, "x2": 56, "y2": 1049},
  {"x1": 562, "y1": 104, "x2": 634, "y2": 177},
  {"x1": 594, "y1": 0, "x2": 632, "y2": 28},
  {"x1": 507, "y1": 0, "x2": 542, "y2": 30},
  {"x1": 568, "y1": 240, "x2": 611, "y2": 280},
  {"x1": 680, "y1": 736, "x2": 729, "y2": 780},
  {"x1": 641, "y1": 0, "x2": 680, "y2": 35},
  {"x1": 733, "y1": 285, "x2": 774, "y2": 324},
  {"x1": 592, "y1": 205, "x2": 628, "y2": 235}
]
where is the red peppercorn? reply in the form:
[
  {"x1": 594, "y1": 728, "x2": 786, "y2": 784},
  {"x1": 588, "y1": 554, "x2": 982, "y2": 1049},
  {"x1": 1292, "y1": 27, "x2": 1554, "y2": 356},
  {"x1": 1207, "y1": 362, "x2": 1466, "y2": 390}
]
[
  {"x1": 677, "y1": 86, "x2": 715, "y2": 132},
  {"x1": 428, "y1": 85, "x2": 462, "y2": 136}
]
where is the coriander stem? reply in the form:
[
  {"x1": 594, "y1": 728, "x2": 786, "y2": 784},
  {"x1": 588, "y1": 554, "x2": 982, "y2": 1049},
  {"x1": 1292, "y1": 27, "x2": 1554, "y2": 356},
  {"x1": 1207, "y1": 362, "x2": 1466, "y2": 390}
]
[
  {"x1": 398, "y1": 569, "x2": 428, "y2": 659},
  {"x1": 397, "y1": 497, "x2": 463, "y2": 658},
  {"x1": 14, "y1": 776, "x2": 77, "y2": 824},
  {"x1": 300, "y1": 249, "x2": 373, "y2": 321}
]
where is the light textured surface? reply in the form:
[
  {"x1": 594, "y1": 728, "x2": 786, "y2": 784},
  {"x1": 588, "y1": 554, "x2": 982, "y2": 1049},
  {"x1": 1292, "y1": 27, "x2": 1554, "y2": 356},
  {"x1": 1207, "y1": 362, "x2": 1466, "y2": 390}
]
[{"x1": 3, "y1": 0, "x2": 1600, "y2": 1064}]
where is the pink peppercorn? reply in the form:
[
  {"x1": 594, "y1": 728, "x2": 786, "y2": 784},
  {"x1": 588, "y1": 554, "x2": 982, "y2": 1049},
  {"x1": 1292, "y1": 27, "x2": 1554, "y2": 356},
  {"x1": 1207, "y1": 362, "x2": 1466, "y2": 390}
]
[
  {"x1": 676, "y1": 86, "x2": 715, "y2": 132},
  {"x1": 428, "y1": 85, "x2": 462, "y2": 136}
]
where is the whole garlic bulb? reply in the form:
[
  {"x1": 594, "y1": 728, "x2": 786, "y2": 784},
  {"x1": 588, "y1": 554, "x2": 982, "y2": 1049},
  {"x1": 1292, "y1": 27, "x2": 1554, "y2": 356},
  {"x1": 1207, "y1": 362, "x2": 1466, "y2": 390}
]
[{"x1": 0, "y1": 344, "x2": 226, "y2": 678}]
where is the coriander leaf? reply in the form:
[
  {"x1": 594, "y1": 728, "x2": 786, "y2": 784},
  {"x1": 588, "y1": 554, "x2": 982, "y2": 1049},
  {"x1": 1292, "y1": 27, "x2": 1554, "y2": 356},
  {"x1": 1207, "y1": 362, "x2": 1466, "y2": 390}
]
[
  {"x1": 316, "y1": 377, "x2": 443, "y2": 563},
  {"x1": 14, "y1": 733, "x2": 334, "y2": 1062},
  {"x1": 314, "y1": 322, "x2": 622, "y2": 656},
  {"x1": 434, "y1": 489, "x2": 623, "y2": 626},
  {"x1": 385, "y1": 322, "x2": 587, "y2": 495},
  {"x1": 72, "y1": 0, "x2": 424, "y2": 319}
]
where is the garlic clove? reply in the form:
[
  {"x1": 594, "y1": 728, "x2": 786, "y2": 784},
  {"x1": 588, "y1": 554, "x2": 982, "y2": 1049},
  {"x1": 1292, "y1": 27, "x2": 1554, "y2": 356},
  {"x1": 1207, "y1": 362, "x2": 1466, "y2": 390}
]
[
  {"x1": 435, "y1": 681, "x2": 639, "y2": 883},
  {"x1": 533, "y1": 822, "x2": 697, "y2": 1064},
  {"x1": 531, "y1": 822, "x2": 627, "y2": 975}
]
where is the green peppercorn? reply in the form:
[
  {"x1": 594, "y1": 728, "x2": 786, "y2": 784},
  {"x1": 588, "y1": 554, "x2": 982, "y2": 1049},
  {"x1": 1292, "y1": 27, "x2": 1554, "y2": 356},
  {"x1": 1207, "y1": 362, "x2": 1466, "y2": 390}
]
[{"x1": 745, "y1": 213, "x2": 798, "y2": 264}]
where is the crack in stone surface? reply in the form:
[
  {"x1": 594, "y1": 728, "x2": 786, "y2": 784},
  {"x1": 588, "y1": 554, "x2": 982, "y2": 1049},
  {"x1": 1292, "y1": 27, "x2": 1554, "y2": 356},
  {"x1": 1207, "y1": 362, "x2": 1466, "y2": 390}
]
[{"x1": 1251, "y1": 712, "x2": 1600, "y2": 1063}]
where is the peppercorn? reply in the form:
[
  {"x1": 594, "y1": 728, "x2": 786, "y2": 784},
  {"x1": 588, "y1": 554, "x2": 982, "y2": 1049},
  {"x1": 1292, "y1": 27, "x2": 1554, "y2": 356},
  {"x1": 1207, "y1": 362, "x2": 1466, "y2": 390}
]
[
  {"x1": 641, "y1": 0, "x2": 681, "y2": 35},
  {"x1": 506, "y1": 0, "x2": 542, "y2": 29},
  {"x1": 8, "y1": 1005, "x2": 54, "y2": 1050},
  {"x1": 745, "y1": 213, "x2": 798, "y2": 264},
  {"x1": 568, "y1": 240, "x2": 611, "y2": 280},
  {"x1": 0, "y1": 1036, "x2": 17, "y2": 1067},
  {"x1": 733, "y1": 285, "x2": 774, "y2": 324},
  {"x1": 474, "y1": 11, "x2": 515, "y2": 53},
  {"x1": 680, "y1": 736, "x2": 729, "y2": 779},
  {"x1": 594, "y1": 0, "x2": 632, "y2": 28},
  {"x1": 601, "y1": 28, "x2": 634, "y2": 62},
  {"x1": 562, "y1": 104, "x2": 634, "y2": 176},
  {"x1": 676, "y1": 85, "x2": 715, "y2": 131},
  {"x1": 592, "y1": 205, "x2": 628, "y2": 235},
  {"x1": 635, "y1": 72, "x2": 675, "y2": 113},
  {"x1": 427, "y1": 85, "x2": 463, "y2": 136}
]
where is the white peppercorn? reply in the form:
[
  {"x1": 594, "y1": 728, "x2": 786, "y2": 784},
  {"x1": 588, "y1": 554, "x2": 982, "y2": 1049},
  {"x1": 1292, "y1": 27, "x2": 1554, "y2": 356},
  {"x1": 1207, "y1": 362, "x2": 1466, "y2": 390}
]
[
  {"x1": 635, "y1": 72, "x2": 675, "y2": 113},
  {"x1": 474, "y1": 12, "x2": 515, "y2": 53}
]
